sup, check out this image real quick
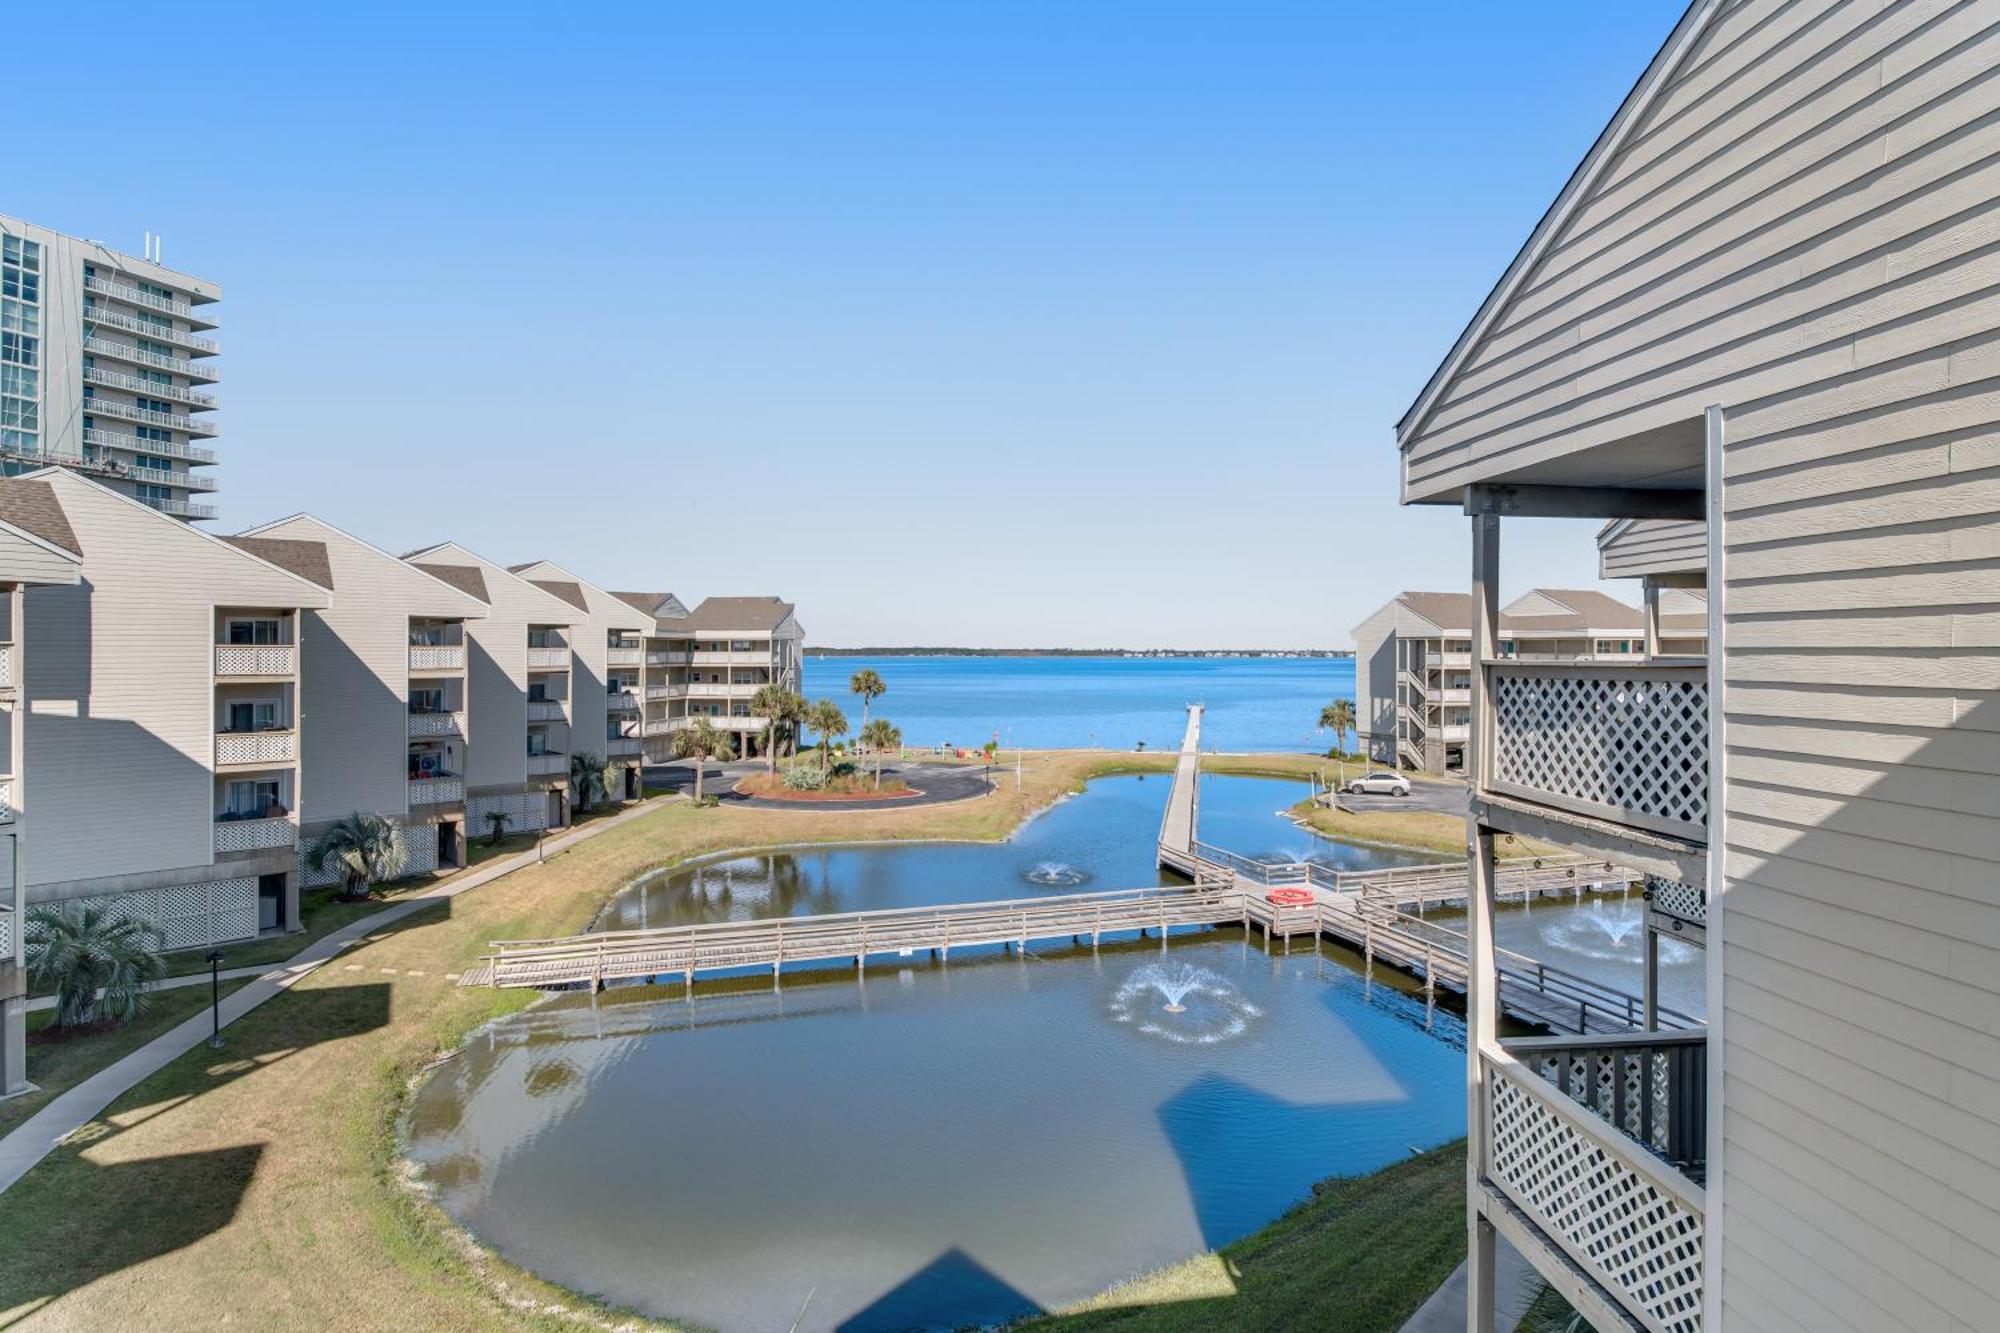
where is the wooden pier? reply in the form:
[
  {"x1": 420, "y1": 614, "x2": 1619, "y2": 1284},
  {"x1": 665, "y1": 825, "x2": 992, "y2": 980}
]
[{"x1": 460, "y1": 704, "x2": 1699, "y2": 1036}]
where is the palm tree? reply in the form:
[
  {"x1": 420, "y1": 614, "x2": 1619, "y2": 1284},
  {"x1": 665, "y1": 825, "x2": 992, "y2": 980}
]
[
  {"x1": 28, "y1": 902, "x2": 166, "y2": 1028},
  {"x1": 484, "y1": 809, "x2": 513, "y2": 847},
  {"x1": 779, "y1": 689, "x2": 809, "y2": 760},
  {"x1": 750, "y1": 684, "x2": 790, "y2": 775},
  {"x1": 1318, "y1": 699, "x2": 1357, "y2": 756},
  {"x1": 673, "y1": 718, "x2": 734, "y2": 802},
  {"x1": 806, "y1": 698, "x2": 848, "y2": 779},
  {"x1": 569, "y1": 751, "x2": 608, "y2": 812},
  {"x1": 849, "y1": 669, "x2": 886, "y2": 744},
  {"x1": 305, "y1": 812, "x2": 409, "y2": 901},
  {"x1": 860, "y1": 718, "x2": 900, "y2": 788}
]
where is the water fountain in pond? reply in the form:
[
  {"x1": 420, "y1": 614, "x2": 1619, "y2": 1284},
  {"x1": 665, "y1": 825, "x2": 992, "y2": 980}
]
[
  {"x1": 1024, "y1": 861, "x2": 1090, "y2": 887},
  {"x1": 1540, "y1": 900, "x2": 1647, "y2": 961},
  {"x1": 1109, "y1": 963, "x2": 1263, "y2": 1045}
]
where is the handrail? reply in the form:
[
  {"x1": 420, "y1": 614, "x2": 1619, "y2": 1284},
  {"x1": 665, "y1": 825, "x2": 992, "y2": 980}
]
[{"x1": 83, "y1": 302, "x2": 219, "y2": 353}]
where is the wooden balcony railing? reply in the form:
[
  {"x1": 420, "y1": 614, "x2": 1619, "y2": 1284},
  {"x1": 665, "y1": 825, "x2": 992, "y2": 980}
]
[
  {"x1": 409, "y1": 644, "x2": 464, "y2": 672},
  {"x1": 1484, "y1": 660, "x2": 1708, "y2": 843},
  {"x1": 409, "y1": 776, "x2": 464, "y2": 806},
  {"x1": 1482, "y1": 1037, "x2": 1706, "y2": 1333},
  {"x1": 214, "y1": 814, "x2": 297, "y2": 854},
  {"x1": 215, "y1": 644, "x2": 294, "y2": 677}
]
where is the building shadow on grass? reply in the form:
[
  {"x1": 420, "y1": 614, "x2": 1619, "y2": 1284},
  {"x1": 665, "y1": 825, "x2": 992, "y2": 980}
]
[
  {"x1": 0, "y1": 1142, "x2": 263, "y2": 1328},
  {"x1": 835, "y1": 1246, "x2": 1041, "y2": 1332}
]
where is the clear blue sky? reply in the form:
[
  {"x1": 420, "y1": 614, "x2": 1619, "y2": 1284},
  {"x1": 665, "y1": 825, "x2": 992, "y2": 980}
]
[{"x1": 15, "y1": 1, "x2": 1687, "y2": 647}]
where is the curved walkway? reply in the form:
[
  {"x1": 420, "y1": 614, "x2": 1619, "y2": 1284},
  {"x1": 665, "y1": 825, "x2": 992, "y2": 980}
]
[{"x1": 0, "y1": 796, "x2": 673, "y2": 1197}]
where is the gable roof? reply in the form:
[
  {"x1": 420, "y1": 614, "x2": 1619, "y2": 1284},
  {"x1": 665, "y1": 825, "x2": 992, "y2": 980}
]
[
  {"x1": 1396, "y1": 0, "x2": 1720, "y2": 443},
  {"x1": 670, "y1": 596, "x2": 795, "y2": 634},
  {"x1": 528, "y1": 579, "x2": 589, "y2": 613},
  {"x1": 223, "y1": 537, "x2": 335, "y2": 590},
  {"x1": 0, "y1": 478, "x2": 83, "y2": 557},
  {"x1": 1384, "y1": 588, "x2": 1644, "y2": 637},
  {"x1": 413, "y1": 563, "x2": 489, "y2": 603}
]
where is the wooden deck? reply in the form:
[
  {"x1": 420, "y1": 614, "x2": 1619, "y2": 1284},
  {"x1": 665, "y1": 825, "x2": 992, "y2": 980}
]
[{"x1": 1155, "y1": 702, "x2": 1203, "y2": 864}]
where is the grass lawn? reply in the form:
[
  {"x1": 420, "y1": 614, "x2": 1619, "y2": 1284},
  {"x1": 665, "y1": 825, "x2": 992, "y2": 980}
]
[
  {"x1": 1025, "y1": 1141, "x2": 1467, "y2": 1331},
  {"x1": 0, "y1": 754, "x2": 1217, "y2": 1329},
  {"x1": 0, "y1": 758, "x2": 1477, "y2": 1330},
  {"x1": 0, "y1": 980, "x2": 254, "y2": 1139},
  {"x1": 1290, "y1": 800, "x2": 1566, "y2": 859}
]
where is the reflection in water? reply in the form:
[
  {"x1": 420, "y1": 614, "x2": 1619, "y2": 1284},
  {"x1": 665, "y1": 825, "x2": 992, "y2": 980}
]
[
  {"x1": 406, "y1": 939, "x2": 1464, "y2": 1333},
  {"x1": 408, "y1": 774, "x2": 1701, "y2": 1332}
]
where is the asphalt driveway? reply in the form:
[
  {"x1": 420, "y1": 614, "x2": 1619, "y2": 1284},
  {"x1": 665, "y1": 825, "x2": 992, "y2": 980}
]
[{"x1": 1328, "y1": 774, "x2": 1467, "y2": 816}]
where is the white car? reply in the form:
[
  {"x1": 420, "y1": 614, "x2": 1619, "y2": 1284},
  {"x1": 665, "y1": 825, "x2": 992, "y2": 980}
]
[{"x1": 1346, "y1": 772, "x2": 1412, "y2": 797}]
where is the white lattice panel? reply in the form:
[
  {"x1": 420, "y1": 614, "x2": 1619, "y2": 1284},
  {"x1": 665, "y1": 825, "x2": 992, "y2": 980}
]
[
  {"x1": 1647, "y1": 875, "x2": 1706, "y2": 925},
  {"x1": 409, "y1": 645, "x2": 465, "y2": 671},
  {"x1": 215, "y1": 815, "x2": 296, "y2": 854},
  {"x1": 469, "y1": 791, "x2": 552, "y2": 834},
  {"x1": 215, "y1": 645, "x2": 295, "y2": 676},
  {"x1": 1487, "y1": 1056, "x2": 1703, "y2": 1333},
  {"x1": 409, "y1": 777, "x2": 464, "y2": 806},
  {"x1": 0, "y1": 908, "x2": 11, "y2": 958},
  {"x1": 407, "y1": 711, "x2": 463, "y2": 738},
  {"x1": 607, "y1": 647, "x2": 644, "y2": 667},
  {"x1": 401, "y1": 825, "x2": 440, "y2": 876},
  {"x1": 1490, "y1": 666, "x2": 1708, "y2": 840},
  {"x1": 0, "y1": 780, "x2": 13, "y2": 823},
  {"x1": 526, "y1": 647, "x2": 569, "y2": 669},
  {"x1": 216, "y1": 730, "x2": 296, "y2": 765},
  {"x1": 0, "y1": 644, "x2": 13, "y2": 688},
  {"x1": 526, "y1": 699, "x2": 566, "y2": 721}
]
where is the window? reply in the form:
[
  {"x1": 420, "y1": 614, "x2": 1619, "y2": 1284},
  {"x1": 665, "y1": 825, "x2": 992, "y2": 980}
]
[
  {"x1": 136, "y1": 396, "x2": 176, "y2": 415},
  {"x1": 226, "y1": 618, "x2": 283, "y2": 645},
  {"x1": 224, "y1": 779, "x2": 283, "y2": 818},
  {"x1": 527, "y1": 732, "x2": 548, "y2": 756},
  {"x1": 133, "y1": 453, "x2": 170, "y2": 473},
  {"x1": 136, "y1": 482, "x2": 172, "y2": 506},
  {"x1": 133, "y1": 425, "x2": 173, "y2": 453},
  {"x1": 0, "y1": 297, "x2": 38, "y2": 335},
  {"x1": 527, "y1": 681, "x2": 547, "y2": 702},
  {"x1": 0, "y1": 331, "x2": 36, "y2": 367},
  {"x1": 225, "y1": 700, "x2": 281, "y2": 732},
  {"x1": 410, "y1": 688, "x2": 445, "y2": 714},
  {"x1": 1, "y1": 236, "x2": 39, "y2": 304},
  {"x1": 139, "y1": 368, "x2": 173, "y2": 389}
]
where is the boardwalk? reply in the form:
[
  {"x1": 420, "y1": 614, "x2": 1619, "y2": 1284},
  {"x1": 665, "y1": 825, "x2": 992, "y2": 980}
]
[{"x1": 1155, "y1": 702, "x2": 1203, "y2": 863}]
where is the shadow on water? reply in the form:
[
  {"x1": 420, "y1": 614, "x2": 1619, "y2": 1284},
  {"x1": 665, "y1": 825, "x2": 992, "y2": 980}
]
[{"x1": 835, "y1": 1247, "x2": 1043, "y2": 1333}]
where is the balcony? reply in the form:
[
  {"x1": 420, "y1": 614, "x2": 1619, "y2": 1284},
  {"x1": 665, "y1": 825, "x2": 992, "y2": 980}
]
[
  {"x1": 216, "y1": 729, "x2": 296, "y2": 766},
  {"x1": 1426, "y1": 652, "x2": 1472, "y2": 669},
  {"x1": 83, "y1": 364, "x2": 218, "y2": 409},
  {"x1": 1438, "y1": 687, "x2": 1471, "y2": 705},
  {"x1": 82, "y1": 337, "x2": 219, "y2": 383},
  {"x1": 526, "y1": 699, "x2": 565, "y2": 722},
  {"x1": 526, "y1": 647, "x2": 568, "y2": 670},
  {"x1": 526, "y1": 751, "x2": 567, "y2": 777},
  {"x1": 647, "y1": 650, "x2": 690, "y2": 666},
  {"x1": 84, "y1": 396, "x2": 220, "y2": 436},
  {"x1": 142, "y1": 496, "x2": 220, "y2": 520},
  {"x1": 215, "y1": 644, "x2": 295, "y2": 677},
  {"x1": 647, "y1": 683, "x2": 686, "y2": 700},
  {"x1": 82, "y1": 302, "x2": 219, "y2": 354},
  {"x1": 409, "y1": 644, "x2": 465, "y2": 672},
  {"x1": 214, "y1": 814, "x2": 296, "y2": 855},
  {"x1": 690, "y1": 650, "x2": 770, "y2": 667},
  {"x1": 686, "y1": 680, "x2": 762, "y2": 700},
  {"x1": 608, "y1": 646, "x2": 643, "y2": 667},
  {"x1": 1484, "y1": 660, "x2": 1708, "y2": 844},
  {"x1": 606, "y1": 691, "x2": 641, "y2": 712},
  {"x1": 81, "y1": 426, "x2": 217, "y2": 464},
  {"x1": 82, "y1": 273, "x2": 218, "y2": 329},
  {"x1": 607, "y1": 737, "x2": 643, "y2": 758},
  {"x1": 1481, "y1": 1032, "x2": 1706, "y2": 1333},
  {"x1": 409, "y1": 775, "x2": 464, "y2": 806},
  {"x1": 407, "y1": 710, "x2": 464, "y2": 738}
]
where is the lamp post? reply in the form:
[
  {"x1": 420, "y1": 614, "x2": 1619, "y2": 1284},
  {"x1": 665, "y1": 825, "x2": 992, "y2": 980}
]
[{"x1": 206, "y1": 949, "x2": 225, "y2": 1049}]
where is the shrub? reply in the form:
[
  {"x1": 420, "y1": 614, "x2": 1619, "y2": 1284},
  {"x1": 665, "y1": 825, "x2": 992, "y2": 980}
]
[
  {"x1": 782, "y1": 763, "x2": 826, "y2": 791},
  {"x1": 28, "y1": 902, "x2": 166, "y2": 1028}
]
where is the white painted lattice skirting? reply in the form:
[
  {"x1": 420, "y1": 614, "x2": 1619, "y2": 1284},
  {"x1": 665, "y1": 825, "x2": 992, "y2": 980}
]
[
  {"x1": 1487, "y1": 662, "x2": 1708, "y2": 843},
  {"x1": 1483, "y1": 1049, "x2": 1705, "y2": 1333}
]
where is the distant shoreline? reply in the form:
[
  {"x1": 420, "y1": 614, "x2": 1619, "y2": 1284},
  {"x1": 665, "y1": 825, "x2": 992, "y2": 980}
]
[{"x1": 806, "y1": 648, "x2": 1354, "y2": 659}]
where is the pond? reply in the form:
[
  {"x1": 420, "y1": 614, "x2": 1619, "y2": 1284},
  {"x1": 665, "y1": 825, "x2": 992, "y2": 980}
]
[{"x1": 405, "y1": 775, "x2": 1701, "y2": 1331}]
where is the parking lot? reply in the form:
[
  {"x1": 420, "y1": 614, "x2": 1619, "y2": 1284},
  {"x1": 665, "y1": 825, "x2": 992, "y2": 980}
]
[{"x1": 1327, "y1": 773, "x2": 1467, "y2": 816}]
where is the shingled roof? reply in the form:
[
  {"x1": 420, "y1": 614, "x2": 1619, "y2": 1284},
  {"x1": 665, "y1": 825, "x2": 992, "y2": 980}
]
[
  {"x1": 0, "y1": 478, "x2": 82, "y2": 556},
  {"x1": 670, "y1": 596, "x2": 795, "y2": 633},
  {"x1": 529, "y1": 579, "x2": 589, "y2": 613},
  {"x1": 223, "y1": 536, "x2": 335, "y2": 590},
  {"x1": 413, "y1": 563, "x2": 489, "y2": 603}
]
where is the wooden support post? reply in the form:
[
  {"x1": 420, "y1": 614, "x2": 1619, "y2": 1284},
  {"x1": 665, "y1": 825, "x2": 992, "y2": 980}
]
[
  {"x1": 1465, "y1": 490, "x2": 1503, "y2": 1333},
  {"x1": 1644, "y1": 920, "x2": 1661, "y2": 1033}
]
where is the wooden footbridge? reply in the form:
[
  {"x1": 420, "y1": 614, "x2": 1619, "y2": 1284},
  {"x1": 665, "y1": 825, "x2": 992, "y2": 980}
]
[{"x1": 459, "y1": 705, "x2": 1697, "y2": 1036}]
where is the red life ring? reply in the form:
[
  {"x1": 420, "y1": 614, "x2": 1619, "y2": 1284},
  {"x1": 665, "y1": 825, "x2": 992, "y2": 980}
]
[{"x1": 1267, "y1": 887, "x2": 1314, "y2": 908}]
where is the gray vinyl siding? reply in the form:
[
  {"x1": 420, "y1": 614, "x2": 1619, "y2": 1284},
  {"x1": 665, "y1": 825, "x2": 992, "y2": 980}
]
[
  {"x1": 24, "y1": 476, "x2": 328, "y2": 891},
  {"x1": 1402, "y1": 4, "x2": 2000, "y2": 1327},
  {"x1": 1599, "y1": 519, "x2": 1708, "y2": 577},
  {"x1": 256, "y1": 517, "x2": 482, "y2": 827},
  {"x1": 0, "y1": 529, "x2": 81, "y2": 587},
  {"x1": 410, "y1": 545, "x2": 574, "y2": 793},
  {"x1": 1350, "y1": 601, "x2": 1399, "y2": 756},
  {"x1": 1400, "y1": 5, "x2": 2000, "y2": 1320},
  {"x1": 511, "y1": 561, "x2": 650, "y2": 766},
  {"x1": 1401, "y1": 0, "x2": 2000, "y2": 500}
]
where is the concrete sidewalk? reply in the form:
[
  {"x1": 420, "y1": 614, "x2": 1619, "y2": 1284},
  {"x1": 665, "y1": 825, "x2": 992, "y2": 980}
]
[
  {"x1": 1398, "y1": 1234, "x2": 1543, "y2": 1333},
  {"x1": 0, "y1": 796, "x2": 673, "y2": 1196}
]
